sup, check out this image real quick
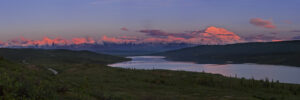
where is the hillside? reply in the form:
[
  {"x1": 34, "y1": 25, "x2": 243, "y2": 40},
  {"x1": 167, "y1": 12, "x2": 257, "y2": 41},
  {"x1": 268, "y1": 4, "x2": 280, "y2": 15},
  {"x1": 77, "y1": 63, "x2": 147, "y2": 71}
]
[
  {"x1": 0, "y1": 48, "x2": 129, "y2": 64},
  {"x1": 0, "y1": 48, "x2": 300, "y2": 99},
  {"x1": 156, "y1": 40, "x2": 300, "y2": 67}
]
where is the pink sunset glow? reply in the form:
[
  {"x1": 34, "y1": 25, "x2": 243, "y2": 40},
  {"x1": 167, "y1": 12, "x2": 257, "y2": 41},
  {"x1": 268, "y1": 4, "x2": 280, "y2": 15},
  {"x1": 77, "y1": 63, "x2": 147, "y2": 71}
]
[{"x1": 0, "y1": 26, "x2": 289, "y2": 47}]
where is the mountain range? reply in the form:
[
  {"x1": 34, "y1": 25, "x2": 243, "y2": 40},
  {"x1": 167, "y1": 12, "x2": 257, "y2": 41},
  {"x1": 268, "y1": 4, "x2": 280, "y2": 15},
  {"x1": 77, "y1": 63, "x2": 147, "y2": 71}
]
[{"x1": 2, "y1": 42, "x2": 194, "y2": 56}]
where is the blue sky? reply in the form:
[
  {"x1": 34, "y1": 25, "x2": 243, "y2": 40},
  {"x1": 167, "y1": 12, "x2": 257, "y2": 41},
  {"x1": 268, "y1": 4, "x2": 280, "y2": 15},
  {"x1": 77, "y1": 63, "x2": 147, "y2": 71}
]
[{"x1": 0, "y1": 0, "x2": 299, "y2": 40}]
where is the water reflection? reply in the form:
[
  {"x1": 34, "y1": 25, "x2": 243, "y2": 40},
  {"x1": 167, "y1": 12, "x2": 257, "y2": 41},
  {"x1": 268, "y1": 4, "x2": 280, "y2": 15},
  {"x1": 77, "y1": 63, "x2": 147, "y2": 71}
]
[{"x1": 109, "y1": 56, "x2": 300, "y2": 84}]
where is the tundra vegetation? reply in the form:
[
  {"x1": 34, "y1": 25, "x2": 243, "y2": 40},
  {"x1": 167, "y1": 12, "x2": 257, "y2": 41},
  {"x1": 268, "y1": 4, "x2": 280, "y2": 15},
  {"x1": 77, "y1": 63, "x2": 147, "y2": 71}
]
[{"x1": 0, "y1": 48, "x2": 300, "y2": 100}]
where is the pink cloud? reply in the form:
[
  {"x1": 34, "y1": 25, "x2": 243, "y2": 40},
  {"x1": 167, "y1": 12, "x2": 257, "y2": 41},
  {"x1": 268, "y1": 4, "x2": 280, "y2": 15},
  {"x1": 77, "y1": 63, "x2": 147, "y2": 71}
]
[
  {"x1": 282, "y1": 20, "x2": 292, "y2": 24},
  {"x1": 121, "y1": 27, "x2": 129, "y2": 31},
  {"x1": 272, "y1": 40, "x2": 283, "y2": 42},
  {"x1": 250, "y1": 18, "x2": 276, "y2": 29},
  {"x1": 72, "y1": 37, "x2": 95, "y2": 45},
  {"x1": 101, "y1": 35, "x2": 137, "y2": 44},
  {"x1": 140, "y1": 26, "x2": 243, "y2": 44},
  {"x1": 244, "y1": 34, "x2": 285, "y2": 42}
]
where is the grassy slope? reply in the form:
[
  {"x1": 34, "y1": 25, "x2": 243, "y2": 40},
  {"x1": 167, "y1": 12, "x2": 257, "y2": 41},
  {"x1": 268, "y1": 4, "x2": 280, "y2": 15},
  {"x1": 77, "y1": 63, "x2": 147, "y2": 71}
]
[
  {"x1": 0, "y1": 48, "x2": 128, "y2": 65},
  {"x1": 0, "y1": 48, "x2": 300, "y2": 100},
  {"x1": 156, "y1": 40, "x2": 300, "y2": 67}
]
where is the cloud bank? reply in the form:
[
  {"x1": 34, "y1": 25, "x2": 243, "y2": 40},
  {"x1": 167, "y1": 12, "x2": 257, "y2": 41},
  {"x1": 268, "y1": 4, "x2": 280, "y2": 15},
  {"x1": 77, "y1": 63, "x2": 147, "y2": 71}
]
[
  {"x1": 290, "y1": 30, "x2": 300, "y2": 33},
  {"x1": 0, "y1": 26, "x2": 290, "y2": 47},
  {"x1": 138, "y1": 26, "x2": 243, "y2": 44}
]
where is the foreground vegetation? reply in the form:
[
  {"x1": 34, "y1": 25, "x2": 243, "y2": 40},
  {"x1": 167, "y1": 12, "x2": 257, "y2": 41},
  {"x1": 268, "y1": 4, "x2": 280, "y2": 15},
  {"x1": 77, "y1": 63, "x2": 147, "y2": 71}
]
[
  {"x1": 156, "y1": 40, "x2": 300, "y2": 67},
  {"x1": 0, "y1": 48, "x2": 300, "y2": 100}
]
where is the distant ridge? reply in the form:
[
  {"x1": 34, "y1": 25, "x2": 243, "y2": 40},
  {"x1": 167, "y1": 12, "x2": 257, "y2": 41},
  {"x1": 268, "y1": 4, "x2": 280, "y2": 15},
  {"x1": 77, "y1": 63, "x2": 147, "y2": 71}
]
[
  {"x1": 0, "y1": 42, "x2": 194, "y2": 56},
  {"x1": 156, "y1": 40, "x2": 300, "y2": 67}
]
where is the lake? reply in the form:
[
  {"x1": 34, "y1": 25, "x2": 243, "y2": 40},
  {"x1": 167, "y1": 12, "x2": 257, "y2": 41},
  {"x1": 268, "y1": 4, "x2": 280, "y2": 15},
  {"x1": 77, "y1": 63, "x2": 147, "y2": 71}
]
[{"x1": 109, "y1": 56, "x2": 300, "y2": 84}]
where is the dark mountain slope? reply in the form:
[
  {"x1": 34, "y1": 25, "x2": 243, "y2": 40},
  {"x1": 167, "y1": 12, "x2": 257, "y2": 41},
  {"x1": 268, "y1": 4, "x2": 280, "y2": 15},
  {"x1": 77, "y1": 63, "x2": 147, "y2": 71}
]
[{"x1": 156, "y1": 40, "x2": 300, "y2": 67}]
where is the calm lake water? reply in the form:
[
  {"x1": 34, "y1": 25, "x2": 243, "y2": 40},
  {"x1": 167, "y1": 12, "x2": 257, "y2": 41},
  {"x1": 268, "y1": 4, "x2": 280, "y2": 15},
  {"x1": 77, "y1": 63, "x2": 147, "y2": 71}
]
[{"x1": 109, "y1": 56, "x2": 300, "y2": 84}]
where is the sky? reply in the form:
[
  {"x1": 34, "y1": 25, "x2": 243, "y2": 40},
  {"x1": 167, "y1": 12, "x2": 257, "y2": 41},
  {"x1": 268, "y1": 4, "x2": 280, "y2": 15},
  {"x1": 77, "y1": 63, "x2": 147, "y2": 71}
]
[{"x1": 0, "y1": 0, "x2": 300, "y2": 45}]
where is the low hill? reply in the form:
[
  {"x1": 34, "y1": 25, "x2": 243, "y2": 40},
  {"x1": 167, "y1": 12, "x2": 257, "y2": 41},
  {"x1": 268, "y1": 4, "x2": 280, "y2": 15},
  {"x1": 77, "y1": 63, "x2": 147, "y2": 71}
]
[
  {"x1": 156, "y1": 40, "x2": 300, "y2": 67},
  {"x1": 0, "y1": 48, "x2": 129, "y2": 64}
]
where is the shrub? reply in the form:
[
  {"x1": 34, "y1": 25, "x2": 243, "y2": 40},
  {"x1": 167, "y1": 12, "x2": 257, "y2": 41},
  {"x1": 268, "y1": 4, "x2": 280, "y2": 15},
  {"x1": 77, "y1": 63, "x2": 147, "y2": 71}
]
[{"x1": 0, "y1": 56, "x2": 4, "y2": 61}]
